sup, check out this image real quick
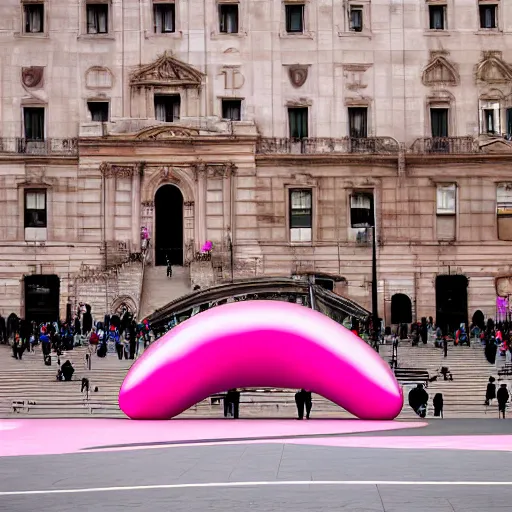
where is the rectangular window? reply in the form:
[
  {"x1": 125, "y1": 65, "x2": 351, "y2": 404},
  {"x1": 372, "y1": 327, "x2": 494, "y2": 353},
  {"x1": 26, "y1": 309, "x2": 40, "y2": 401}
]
[
  {"x1": 87, "y1": 3, "x2": 109, "y2": 34},
  {"x1": 24, "y1": 3, "x2": 44, "y2": 33},
  {"x1": 436, "y1": 184, "x2": 456, "y2": 215},
  {"x1": 87, "y1": 102, "x2": 109, "y2": 122},
  {"x1": 430, "y1": 108, "x2": 449, "y2": 137},
  {"x1": 24, "y1": 190, "x2": 47, "y2": 228},
  {"x1": 222, "y1": 99, "x2": 242, "y2": 121},
  {"x1": 289, "y1": 189, "x2": 312, "y2": 242},
  {"x1": 219, "y1": 3, "x2": 239, "y2": 33},
  {"x1": 154, "y1": 95, "x2": 180, "y2": 122},
  {"x1": 480, "y1": 101, "x2": 500, "y2": 135},
  {"x1": 429, "y1": 4, "x2": 446, "y2": 29},
  {"x1": 479, "y1": 4, "x2": 497, "y2": 28},
  {"x1": 348, "y1": 107, "x2": 368, "y2": 138},
  {"x1": 349, "y1": 6, "x2": 363, "y2": 32},
  {"x1": 23, "y1": 107, "x2": 45, "y2": 141},
  {"x1": 154, "y1": 3, "x2": 175, "y2": 33},
  {"x1": 350, "y1": 193, "x2": 374, "y2": 228},
  {"x1": 285, "y1": 4, "x2": 304, "y2": 33},
  {"x1": 507, "y1": 108, "x2": 512, "y2": 139},
  {"x1": 497, "y1": 184, "x2": 512, "y2": 241},
  {"x1": 288, "y1": 107, "x2": 308, "y2": 138}
]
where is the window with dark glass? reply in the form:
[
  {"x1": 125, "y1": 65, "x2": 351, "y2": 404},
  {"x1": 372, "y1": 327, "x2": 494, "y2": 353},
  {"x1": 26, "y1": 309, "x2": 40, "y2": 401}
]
[
  {"x1": 348, "y1": 107, "x2": 368, "y2": 138},
  {"x1": 219, "y1": 4, "x2": 239, "y2": 33},
  {"x1": 285, "y1": 4, "x2": 304, "y2": 33},
  {"x1": 24, "y1": 190, "x2": 47, "y2": 228},
  {"x1": 154, "y1": 95, "x2": 180, "y2": 122},
  {"x1": 349, "y1": 6, "x2": 363, "y2": 31},
  {"x1": 479, "y1": 4, "x2": 497, "y2": 28},
  {"x1": 87, "y1": 3, "x2": 109, "y2": 34},
  {"x1": 507, "y1": 108, "x2": 512, "y2": 139},
  {"x1": 484, "y1": 109, "x2": 496, "y2": 133},
  {"x1": 222, "y1": 99, "x2": 242, "y2": 121},
  {"x1": 431, "y1": 108, "x2": 449, "y2": 137},
  {"x1": 23, "y1": 107, "x2": 45, "y2": 141},
  {"x1": 289, "y1": 189, "x2": 312, "y2": 242},
  {"x1": 154, "y1": 3, "x2": 175, "y2": 33},
  {"x1": 87, "y1": 102, "x2": 109, "y2": 122},
  {"x1": 288, "y1": 107, "x2": 308, "y2": 138},
  {"x1": 429, "y1": 5, "x2": 445, "y2": 29},
  {"x1": 350, "y1": 193, "x2": 374, "y2": 228},
  {"x1": 24, "y1": 3, "x2": 44, "y2": 33}
]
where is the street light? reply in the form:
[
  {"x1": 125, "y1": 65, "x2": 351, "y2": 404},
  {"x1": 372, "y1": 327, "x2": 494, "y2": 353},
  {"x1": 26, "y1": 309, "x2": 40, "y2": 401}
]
[{"x1": 350, "y1": 193, "x2": 379, "y2": 352}]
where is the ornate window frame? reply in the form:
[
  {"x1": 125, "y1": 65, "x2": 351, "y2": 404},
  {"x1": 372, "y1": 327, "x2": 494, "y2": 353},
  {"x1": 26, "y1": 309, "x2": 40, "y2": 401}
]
[
  {"x1": 16, "y1": 0, "x2": 49, "y2": 39},
  {"x1": 337, "y1": 0, "x2": 372, "y2": 39},
  {"x1": 280, "y1": 0, "x2": 314, "y2": 39},
  {"x1": 425, "y1": 90, "x2": 455, "y2": 137},
  {"x1": 424, "y1": 0, "x2": 453, "y2": 36}
]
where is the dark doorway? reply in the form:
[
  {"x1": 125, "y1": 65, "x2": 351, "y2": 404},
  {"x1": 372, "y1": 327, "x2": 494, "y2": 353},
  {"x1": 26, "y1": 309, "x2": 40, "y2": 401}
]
[
  {"x1": 391, "y1": 293, "x2": 412, "y2": 324},
  {"x1": 472, "y1": 309, "x2": 485, "y2": 330},
  {"x1": 155, "y1": 184, "x2": 183, "y2": 266},
  {"x1": 315, "y1": 277, "x2": 334, "y2": 292},
  {"x1": 24, "y1": 274, "x2": 60, "y2": 324},
  {"x1": 435, "y1": 275, "x2": 468, "y2": 334}
]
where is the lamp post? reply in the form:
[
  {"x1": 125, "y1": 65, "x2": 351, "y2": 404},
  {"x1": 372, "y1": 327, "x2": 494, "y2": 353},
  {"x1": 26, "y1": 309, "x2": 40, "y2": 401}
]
[{"x1": 371, "y1": 224, "x2": 379, "y2": 352}]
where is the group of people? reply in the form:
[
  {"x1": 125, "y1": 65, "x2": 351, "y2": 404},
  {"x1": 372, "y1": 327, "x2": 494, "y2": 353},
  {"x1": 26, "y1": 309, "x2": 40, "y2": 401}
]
[
  {"x1": 408, "y1": 384, "x2": 444, "y2": 418},
  {"x1": 485, "y1": 377, "x2": 510, "y2": 418}
]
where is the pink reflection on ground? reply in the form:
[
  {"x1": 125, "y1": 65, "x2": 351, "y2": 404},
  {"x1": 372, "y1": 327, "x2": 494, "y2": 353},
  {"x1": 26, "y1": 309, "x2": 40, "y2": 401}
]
[{"x1": 0, "y1": 419, "x2": 425, "y2": 457}]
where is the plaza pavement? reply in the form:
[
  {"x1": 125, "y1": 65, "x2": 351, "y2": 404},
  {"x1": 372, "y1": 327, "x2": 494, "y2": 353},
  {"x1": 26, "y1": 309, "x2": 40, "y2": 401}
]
[{"x1": 1, "y1": 418, "x2": 512, "y2": 512}]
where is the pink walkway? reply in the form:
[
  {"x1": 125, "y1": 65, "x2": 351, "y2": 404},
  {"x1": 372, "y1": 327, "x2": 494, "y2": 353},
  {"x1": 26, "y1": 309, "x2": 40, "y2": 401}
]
[{"x1": 0, "y1": 419, "x2": 424, "y2": 457}]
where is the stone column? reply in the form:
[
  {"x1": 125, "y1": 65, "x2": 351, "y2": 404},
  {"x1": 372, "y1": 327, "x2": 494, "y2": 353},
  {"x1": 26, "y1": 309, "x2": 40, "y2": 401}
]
[
  {"x1": 131, "y1": 170, "x2": 141, "y2": 252},
  {"x1": 195, "y1": 163, "x2": 207, "y2": 248},
  {"x1": 100, "y1": 163, "x2": 116, "y2": 242}
]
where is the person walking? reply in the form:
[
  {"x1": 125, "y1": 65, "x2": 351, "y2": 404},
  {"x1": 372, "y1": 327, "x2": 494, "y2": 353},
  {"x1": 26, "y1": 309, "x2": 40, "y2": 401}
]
[
  {"x1": 433, "y1": 393, "x2": 443, "y2": 418},
  {"x1": 485, "y1": 376, "x2": 496, "y2": 406},
  {"x1": 497, "y1": 383, "x2": 509, "y2": 419}
]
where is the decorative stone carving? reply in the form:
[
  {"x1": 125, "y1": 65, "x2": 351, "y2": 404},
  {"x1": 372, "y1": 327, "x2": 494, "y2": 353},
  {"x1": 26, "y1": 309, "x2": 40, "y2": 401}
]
[
  {"x1": 223, "y1": 47, "x2": 239, "y2": 54},
  {"x1": 142, "y1": 201, "x2": 154, "y2": 208},
  {"x1": 476, "y1": 51, "x2": 512, "y2": 84},
  {"x1": 184, "y1": 201, "x2": 195, "y2": 208},
  {"x1": 130, "y1": 51, "x2": 203, "y2": 87},
  {"x1": 422, "y1": 51, "x2": 459, "y2": 87},
  {"x1": 22, "y1": 67, "x2": 44, "y2": 88},
  {"x1": 342, "y1": 64, "x2": 371, "y2": 91},
  {"x1": 286, "y1": 98, "x2": 313, "y2": 107},
  {"x1": 135, "y1": 125, "x2": 199, "y2": 139},
  {"x1": 100, "y1": 162, "x2": 141, "y2": 178},
  {"x1": 219, "y1": 66, "x2": 245, "y2": 89},
  {"x1": 85, "y1": 66, "x2": 114, "y2": 89},
  {"x1": 193, "y1": 162, "x2": 207, "y2": 181},
  {"x1": 193, "y1": 162, "x2": 236, "y2": 181},
  {"x1": 287, "y1": 65, "x2": 310, "y2": 88}
]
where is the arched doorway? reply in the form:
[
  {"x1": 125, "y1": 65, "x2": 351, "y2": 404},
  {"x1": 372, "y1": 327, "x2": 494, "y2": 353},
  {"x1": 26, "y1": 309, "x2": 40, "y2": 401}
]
[
  {"x1": 154, "y1": 184, "x2": 183, "y2": 266},
  {"x1": 472, "y1": 309, "x2": 485, "y2": 330},
  {"x1": 391, "y1": 293, "x2": 412, "y2": 324},
  {"x1": 436, "y1": 275, "x2": 468, "y2": 334}
]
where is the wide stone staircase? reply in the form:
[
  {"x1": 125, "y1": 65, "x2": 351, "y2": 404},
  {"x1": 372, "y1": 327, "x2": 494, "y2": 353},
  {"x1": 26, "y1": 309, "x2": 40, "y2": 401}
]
[{"x1": 0, "y1": 336, "x2": 505, "y2": 419}]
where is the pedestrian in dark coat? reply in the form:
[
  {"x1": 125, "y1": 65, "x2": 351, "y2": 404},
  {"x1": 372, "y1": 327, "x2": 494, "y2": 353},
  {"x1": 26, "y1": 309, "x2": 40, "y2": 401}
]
[
  {"x1": 497, "y1": 384, "x2": 509, "y2": 419},
  {"x1": 485, "y1": 376, "x2": 496, "y2": 406}
]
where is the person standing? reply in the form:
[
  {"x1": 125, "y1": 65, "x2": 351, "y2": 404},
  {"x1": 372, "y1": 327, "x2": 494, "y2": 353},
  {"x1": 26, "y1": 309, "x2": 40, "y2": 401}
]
[
  {"x1": 295, "y1": 390, "x2": 305, "y2": 420},
  {"x1": 497, "y1": 384, "x2": 509, "y2": 419},
  {"x1": 485, "y1": 376, "x2": 496, "y2": 406},
  {"x1": 433, "y1": 393, "x2": 443, "y2": 418}
]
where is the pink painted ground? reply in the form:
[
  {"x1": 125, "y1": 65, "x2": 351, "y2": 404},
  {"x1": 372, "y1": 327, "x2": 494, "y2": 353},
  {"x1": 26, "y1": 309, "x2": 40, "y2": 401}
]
[{"x1": 0, "y1": 419, "x2": 425, "y2": 457}]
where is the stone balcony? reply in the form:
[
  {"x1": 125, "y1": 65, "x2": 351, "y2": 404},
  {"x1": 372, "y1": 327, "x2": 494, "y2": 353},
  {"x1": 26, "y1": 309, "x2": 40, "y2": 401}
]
[
  {"x1": 409, "y1": 137, "x2": 479, "y2": 154},
  {"x1": 0, "y1": 138, "x2": 78, "y2": 156},
  {"x1": 256, "y1": 137, "x2": 400, "y2": 155}
]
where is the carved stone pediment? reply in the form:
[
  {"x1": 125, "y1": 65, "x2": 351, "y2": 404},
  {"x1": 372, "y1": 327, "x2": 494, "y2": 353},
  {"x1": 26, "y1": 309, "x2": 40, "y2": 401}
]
[
  {"x1": 479, "y1": 138, "x2": 512, "y2": 153},
  {"x1": 100, "y1": 162, "x2": 142, "y2": 178},
  {"x1": 135, "y1": 125, "x2": 200, "y2": 139},
  {"x1": 193, "y1": 162, "x2": 237, "y2": 181},
  {"x1": 476, "y1": 51, "x2": 512, "y2": 84},
  {"x1": 130, "y1": 51, "x2": 204, "y2": 88},
  {"x1": 422, "y1": 52, "x2": 459, "y2": 87}
]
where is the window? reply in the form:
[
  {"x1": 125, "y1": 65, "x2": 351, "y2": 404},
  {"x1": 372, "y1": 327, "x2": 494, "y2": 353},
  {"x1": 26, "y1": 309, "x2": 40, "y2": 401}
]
[
  {"x1": 23, "y1": 107, "x2": 45, "y2": 141},
  {"x1": 154, "y1": 95, "x2": 180, "y2": 122},
  {"x1": 480, "y1": 101, "x2": 500, "y2": 135},
  {"x1": 429, "y1": 4, "x2": 446, "y2": 29},
  {"x1": 507, "y1": 109, "x2": 512, "y2": 139},
  {"x1": 430, "y1": 108, "x2": 449, "y2": 137},
  {"x1": 436, "y1": 184, "x2": 456, "y2": 215},
  {"x1": 24, "y1": 190, "x2": 47, "y2": 229},
  {"x1": 349, "y1": 6, "x2": 363, "y2": 32},
  {"x1": 219, "y1": 3, "x2": 239, "y2": 33},
  {"x1": 288, "y1": 107, "x2": 308, "y2": 138},
  {"x1": 154, "y1": 3, "x2": 175, "y2": 33},
  {"x1": 497, "y1": 183, "x2": 512, "y2": 241},
  {"x1": 289, "y1": 189, "x2": 312, "y2": 242},
  {"x1": 479, "y1": 4, "x2": 497, "y2": 29},
  {"x1": 350, "y1": 193, "x2": 374, "y2": 228},
  {"x1": 348, "y1": 107, "x2": 368, "y2": 138},
  {"x1": 285, "y1": 4, "x2": 304, "y2": 33},
  {"x1": 24, "y1": 3, "x2": 44, "y2": 33},
  {"x1": 436, "y1": 184, "x2": 456, "y2": 241},
  {"x1": 222, "y1": 99, "x2": 242, "y2": 121},
  {"x1": 87, "y1": 3, "x2": 109, "y2": 34},
  {"x1": 87, "y1": 101, "x2": 109, "y2": 122}
]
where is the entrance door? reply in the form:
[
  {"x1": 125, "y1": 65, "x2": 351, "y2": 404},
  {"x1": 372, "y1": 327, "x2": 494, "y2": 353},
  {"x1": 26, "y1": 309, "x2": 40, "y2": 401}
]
[
  {"x1": 155, "y1": 184, "x2": 184, "y2": 266},
  {"x1": 391, "y1": 293, "x2": 412, "y2": 324},
  {"x1": 435, "y1": 275, "x2": 468, "y2": 334},
  {"x1": 24, "y1": 274, "x2": 60, "y2": 323}
]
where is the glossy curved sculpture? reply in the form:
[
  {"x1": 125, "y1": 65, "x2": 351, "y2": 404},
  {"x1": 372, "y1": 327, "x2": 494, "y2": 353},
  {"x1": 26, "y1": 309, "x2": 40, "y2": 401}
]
[{"x1": 119, "y1": 301, "x2": 403, "y2": 420}]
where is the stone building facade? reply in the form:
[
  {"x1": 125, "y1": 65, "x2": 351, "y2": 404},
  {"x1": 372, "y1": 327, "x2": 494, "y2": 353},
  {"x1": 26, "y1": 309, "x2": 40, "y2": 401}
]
[{"x1": 1, "y1": 0, "x2": 512, "y2": 328}]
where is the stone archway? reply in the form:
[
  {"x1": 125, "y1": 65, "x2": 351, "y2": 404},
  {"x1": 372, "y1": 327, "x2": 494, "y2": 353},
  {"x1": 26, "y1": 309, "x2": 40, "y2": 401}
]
[
  {"x1": 111, "y1": 295, "x2": 138, "y2": 316},
  {"x1": 391, "y1": 293, "x2": 412, "y2": 325},
  {"x1": 141, "y1": 166, "x2": 196, "y2": 266}
]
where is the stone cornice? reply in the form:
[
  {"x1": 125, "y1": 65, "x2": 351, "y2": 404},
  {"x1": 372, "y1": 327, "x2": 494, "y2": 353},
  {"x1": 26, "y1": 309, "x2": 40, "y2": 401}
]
[
  {"x1": 255, "y1": 154, "x2": 398, "y2": 167},
  {"x1": 0, "y1": 156, "x2": 78, "y2": 164},
  {"x1": 99, "y1": 161, "x2": 145, "y2": 178}
]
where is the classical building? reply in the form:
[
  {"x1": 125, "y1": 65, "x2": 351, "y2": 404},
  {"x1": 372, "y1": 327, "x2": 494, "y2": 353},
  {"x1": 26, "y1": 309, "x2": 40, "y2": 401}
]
[{"x1": 2, "y1": 0, "x2": 512, "y2": 330}]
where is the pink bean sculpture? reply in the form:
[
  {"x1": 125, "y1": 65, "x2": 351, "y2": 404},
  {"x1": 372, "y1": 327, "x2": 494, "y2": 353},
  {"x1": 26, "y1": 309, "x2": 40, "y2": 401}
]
[{"x1": 119, "y1": 301, "x2": 403, "y2": 420}]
